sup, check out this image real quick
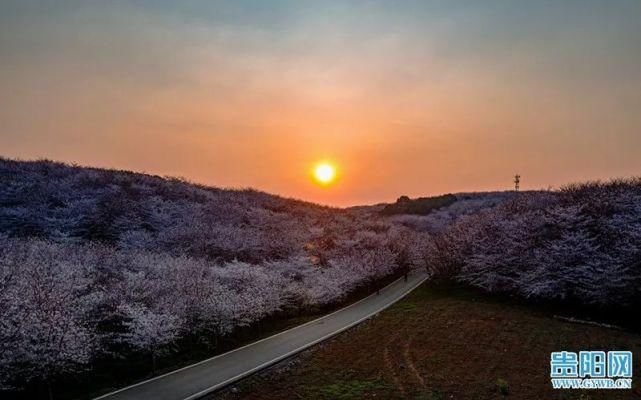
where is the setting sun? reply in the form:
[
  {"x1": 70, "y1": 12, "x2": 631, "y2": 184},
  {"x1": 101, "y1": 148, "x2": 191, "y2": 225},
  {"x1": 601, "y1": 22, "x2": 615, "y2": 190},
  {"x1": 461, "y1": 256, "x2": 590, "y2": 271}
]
[{"x1": 313, "y1": 162, "x2": 336, "y2": 185}]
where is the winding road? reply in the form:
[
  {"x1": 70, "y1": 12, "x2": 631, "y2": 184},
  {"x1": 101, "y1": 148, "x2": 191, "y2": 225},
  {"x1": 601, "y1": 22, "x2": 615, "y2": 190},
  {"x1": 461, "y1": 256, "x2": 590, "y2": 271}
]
[{"x1": 95, "y1": 271, "x2": 429, "y2": 400}]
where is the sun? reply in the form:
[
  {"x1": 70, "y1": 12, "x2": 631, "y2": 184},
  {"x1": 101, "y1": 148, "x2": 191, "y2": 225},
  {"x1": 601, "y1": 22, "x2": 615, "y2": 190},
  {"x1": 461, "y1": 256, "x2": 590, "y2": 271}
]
[{"x1": 313, "y1": 162, "x2": 336, "y2": 185}]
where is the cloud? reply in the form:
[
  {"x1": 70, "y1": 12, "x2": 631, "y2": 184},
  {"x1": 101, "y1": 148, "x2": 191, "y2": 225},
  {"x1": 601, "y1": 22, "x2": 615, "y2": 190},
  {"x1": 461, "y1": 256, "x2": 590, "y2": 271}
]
[{"x1": 1, "y1": 1, "x2": 641, "y2": 205}]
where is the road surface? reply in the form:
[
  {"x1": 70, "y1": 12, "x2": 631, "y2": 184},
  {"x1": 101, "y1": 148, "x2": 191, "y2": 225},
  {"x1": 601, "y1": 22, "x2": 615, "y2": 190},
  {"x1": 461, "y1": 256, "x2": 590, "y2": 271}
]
[{"x1": 95, "y1": 271, "x2": 429, "y2": 400}]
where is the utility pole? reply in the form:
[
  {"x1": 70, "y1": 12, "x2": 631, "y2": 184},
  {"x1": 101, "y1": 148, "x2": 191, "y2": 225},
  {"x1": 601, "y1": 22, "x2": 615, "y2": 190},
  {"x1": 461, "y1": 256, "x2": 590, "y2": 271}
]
[{"x1": 514, "y1": 174, "x2": 520, "y2": 191}]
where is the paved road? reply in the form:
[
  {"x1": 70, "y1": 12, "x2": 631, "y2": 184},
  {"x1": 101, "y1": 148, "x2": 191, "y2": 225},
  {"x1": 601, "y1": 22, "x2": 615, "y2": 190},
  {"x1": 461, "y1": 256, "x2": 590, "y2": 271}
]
[{"x1": 95, "y1": 271, "x2": 429, "y2": 400}]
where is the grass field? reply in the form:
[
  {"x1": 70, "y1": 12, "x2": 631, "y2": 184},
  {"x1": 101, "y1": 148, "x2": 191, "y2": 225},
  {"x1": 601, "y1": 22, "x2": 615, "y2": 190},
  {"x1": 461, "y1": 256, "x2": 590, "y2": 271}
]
[{"x1": 215, "y1": 284, "x2": 641, "y2": 400}]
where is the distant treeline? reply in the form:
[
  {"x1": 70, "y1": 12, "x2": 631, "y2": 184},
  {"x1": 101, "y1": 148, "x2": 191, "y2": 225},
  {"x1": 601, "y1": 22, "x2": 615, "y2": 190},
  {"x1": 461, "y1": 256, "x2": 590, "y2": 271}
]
[{"x1": 380, "y1": 194, "x2": 457, "y2": 216}]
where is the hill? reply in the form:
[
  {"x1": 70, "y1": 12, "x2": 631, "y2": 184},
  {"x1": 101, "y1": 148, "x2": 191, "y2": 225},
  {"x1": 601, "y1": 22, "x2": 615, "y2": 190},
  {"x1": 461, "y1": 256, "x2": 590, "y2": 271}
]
[
  {"x1": 0, "y1": 158, "x2": 425, "y2": 395},
  {"x1": 424, "y1": 179, "x2": 641, "y2": 320},
  {"x1": 380, "y1": 191, "x2": 519, "y2": 233},
  {"x1": 0, "y1": 157, "x2": 331, "y2": 262},
  {"x1": 380, "y1": 194, "x2": 458, "y2": 216},
  {"x1": 3, "y1": 158, "x2": 640, "y2": 398}
]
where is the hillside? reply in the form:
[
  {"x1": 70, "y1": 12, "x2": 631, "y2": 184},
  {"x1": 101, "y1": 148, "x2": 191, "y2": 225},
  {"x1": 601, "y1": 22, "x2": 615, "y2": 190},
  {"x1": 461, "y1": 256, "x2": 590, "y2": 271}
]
[
  {"x1": 0, "y1": 158, "x2": 427, "y2": 395},
  {"x1": 380, "y1": 194, "x2": 459, "y2": 216},
  {"x1": 0, "y1": 158, "x2": 331, "y2": 262},
  {"x1": 381, "y1": 191, "x2": 520, "y2": 233},
  {"x1": 3, "y1": 158, "x2": 640, "y2": 399},
  {"x1": 424, "y1": 179, "x2": 641, "y2": 319}
]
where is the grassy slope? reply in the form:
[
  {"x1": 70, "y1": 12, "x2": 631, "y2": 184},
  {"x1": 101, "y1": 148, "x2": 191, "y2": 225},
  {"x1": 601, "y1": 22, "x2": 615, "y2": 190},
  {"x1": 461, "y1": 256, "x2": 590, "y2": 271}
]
[{"x1": 215, "y1": 284, "x2": 641, "y2": 400}]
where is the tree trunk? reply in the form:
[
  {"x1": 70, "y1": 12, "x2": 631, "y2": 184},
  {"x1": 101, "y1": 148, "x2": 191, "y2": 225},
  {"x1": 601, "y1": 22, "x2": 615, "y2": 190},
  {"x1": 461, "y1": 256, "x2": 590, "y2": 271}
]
[
  {"x1": 151, "y1": 351, "x2": 157, "y2": 375},
  {"x1": 47, "y1": 380, "x2": 54, "y2": 400}
]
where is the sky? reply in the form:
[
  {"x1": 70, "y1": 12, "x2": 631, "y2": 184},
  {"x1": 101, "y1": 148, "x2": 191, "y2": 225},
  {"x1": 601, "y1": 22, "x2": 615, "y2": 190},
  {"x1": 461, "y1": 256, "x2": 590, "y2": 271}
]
[{"x1": 1, "y1": 1, "x2": 641, "y2": 206}]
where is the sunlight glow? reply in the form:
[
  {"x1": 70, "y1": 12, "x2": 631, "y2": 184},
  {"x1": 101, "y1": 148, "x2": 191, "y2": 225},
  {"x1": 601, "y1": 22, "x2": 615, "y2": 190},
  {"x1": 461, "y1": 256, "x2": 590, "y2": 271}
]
[{"x1": 313, "y1": 162, "x2": 336, "y2": 185}]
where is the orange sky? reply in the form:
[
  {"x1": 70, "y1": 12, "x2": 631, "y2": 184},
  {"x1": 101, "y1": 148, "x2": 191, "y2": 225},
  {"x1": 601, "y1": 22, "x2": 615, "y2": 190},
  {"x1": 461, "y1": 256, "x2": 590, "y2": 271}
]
[{"x1": 1, "y1": 1, "x2": 641, "y2": 206}]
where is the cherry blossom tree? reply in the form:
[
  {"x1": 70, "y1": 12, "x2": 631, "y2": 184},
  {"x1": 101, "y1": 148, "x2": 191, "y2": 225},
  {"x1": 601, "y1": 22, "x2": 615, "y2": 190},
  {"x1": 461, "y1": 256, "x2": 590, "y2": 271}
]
[
  {"x1": 118, "y1": 304, "x2": 181, "y2": 374},
  {"x1": 0, "y1": 239, "x2": 99, "y2": 398}
]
